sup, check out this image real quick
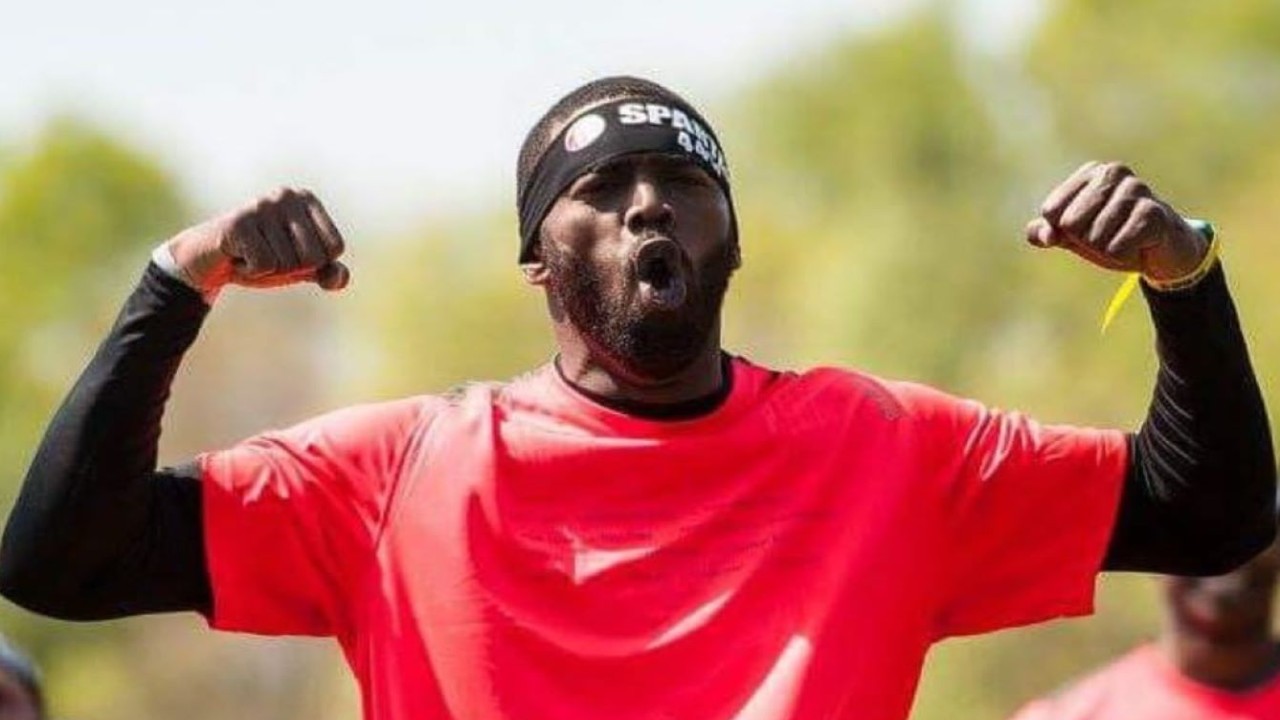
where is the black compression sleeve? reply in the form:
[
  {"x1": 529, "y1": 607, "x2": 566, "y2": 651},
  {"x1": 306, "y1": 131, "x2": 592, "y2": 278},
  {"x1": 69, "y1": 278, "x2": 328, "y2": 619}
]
[
  {"x1": 1103, "y1": 263, "x2": 1276, "y2": 575},
  {"x1": 0, "y1": 263, "x2": 212, "y2": 619}
]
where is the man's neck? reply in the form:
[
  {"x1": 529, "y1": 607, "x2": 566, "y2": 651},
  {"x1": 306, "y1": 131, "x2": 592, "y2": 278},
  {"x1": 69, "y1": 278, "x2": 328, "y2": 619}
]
[
  {"x1": 554, "y1": 331, "x2": 727, "y2": 408},
  {"x1": 1162, "y1": 633, "x2": 1280, "y2": 691},
  {"x1": 555, "y1": 352, "x2": 733, "y2": 419}
]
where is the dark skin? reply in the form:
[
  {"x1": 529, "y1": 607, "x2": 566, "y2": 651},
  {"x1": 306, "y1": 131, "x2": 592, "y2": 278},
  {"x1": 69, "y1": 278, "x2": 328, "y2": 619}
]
[
  {"x1": 1161, "y1": 539, "x2": 1280, "y2": 691},
  {"x1": 520, "y1": 149, "x2": 738, "y2": 405}
]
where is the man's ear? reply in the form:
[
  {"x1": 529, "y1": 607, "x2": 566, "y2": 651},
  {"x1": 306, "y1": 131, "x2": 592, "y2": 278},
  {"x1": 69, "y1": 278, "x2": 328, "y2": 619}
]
[
  {"x1": 522, "y1": 235, "x2": 553, "y2": 285},
  {"x1": 521, "y1": 261, "x2": 550, "y2": 286},
  {"x1": 730, "y1": 241, "x2": 742, "y2": 271}
]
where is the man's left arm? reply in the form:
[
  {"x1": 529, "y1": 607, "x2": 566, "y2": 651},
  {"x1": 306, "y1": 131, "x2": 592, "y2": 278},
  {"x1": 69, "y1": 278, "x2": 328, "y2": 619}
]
[{"x1": 1028, "y1": 161, "x2": 1275, "y2": 576}]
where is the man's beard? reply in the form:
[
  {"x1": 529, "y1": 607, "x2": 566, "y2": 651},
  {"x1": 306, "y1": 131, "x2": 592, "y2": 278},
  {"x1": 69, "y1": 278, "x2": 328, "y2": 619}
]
[{"x1": 544, "y1": 239, "x2": 734, "y2": 381}]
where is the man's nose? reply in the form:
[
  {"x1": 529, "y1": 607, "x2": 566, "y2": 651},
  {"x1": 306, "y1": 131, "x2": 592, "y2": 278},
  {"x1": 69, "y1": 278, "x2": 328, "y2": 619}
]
[{"x1": 623, "y1": 178, "x2": 675, "y2": 236}]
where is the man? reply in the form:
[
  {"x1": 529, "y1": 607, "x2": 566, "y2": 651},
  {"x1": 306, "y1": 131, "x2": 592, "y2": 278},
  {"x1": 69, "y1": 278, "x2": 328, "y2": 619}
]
[
  {"x1": 1010, "y1": 534, "x2": 1280, "y2": 719},
  {"x1": 0, "y1": 76, "x2": 1273, "y2": 720}
]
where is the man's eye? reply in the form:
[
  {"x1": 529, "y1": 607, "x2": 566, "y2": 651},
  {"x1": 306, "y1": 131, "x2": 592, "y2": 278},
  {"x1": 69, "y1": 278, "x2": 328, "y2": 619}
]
[
  {"x1": 577, "y1": 174, "x2": 624, "y2": 196},
  {"x1": 668, "y1": 170, "x2": 711, "y2": 187}
]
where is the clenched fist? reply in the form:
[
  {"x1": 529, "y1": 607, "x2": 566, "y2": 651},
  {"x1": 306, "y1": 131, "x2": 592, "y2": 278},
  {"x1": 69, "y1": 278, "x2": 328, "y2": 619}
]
[
  {"x1": 1026, "y1": 162, "x2": 1208, "y2": 282},
  {"x1": 165, "y1": 187, "x2": 350, "y2": 297}
]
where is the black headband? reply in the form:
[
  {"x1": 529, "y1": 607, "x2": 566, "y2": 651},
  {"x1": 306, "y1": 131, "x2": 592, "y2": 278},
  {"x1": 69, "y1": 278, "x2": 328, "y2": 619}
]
[{"x1": 517, "y1": 98, "x2": 734, "y2": 263}]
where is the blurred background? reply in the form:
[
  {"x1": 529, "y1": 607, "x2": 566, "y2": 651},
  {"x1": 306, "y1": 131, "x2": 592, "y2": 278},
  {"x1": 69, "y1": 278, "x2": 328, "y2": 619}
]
[{"x1": 1, "y1": 0, "x2": 1277, "y2": 717}]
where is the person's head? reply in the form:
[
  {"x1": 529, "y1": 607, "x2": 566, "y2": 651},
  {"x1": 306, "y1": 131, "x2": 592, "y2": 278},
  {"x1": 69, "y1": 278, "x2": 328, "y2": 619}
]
[
  {"x1": 516, "y1": 76, "x2": 740, "y2": 384},
  {"x1": 0, "y1": 637, "x2": 42, "y2": 720},
  {"x1": 1164, "y1": 536, "x2": 1280, "y2": 647}
]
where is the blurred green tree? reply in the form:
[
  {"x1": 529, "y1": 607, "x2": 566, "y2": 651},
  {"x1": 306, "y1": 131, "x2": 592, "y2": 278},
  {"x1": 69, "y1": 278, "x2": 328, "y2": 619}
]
[
  {"x1": 0, "y1": 117, "x2": 189, "y2": 484},
  {"x1": 347, "y1": 212, "x2": 553, "y2": 398},
  {"x1": 724, "y1": 12, "x2": 1021, "y2": 391}
]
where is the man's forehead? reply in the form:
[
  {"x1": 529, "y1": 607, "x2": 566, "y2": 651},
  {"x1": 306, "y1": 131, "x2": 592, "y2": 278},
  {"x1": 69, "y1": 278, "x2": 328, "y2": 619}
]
[
  {"x1": 589, "y1": 151, "x2": 705, "y2": 174},
  {"x1": 517, "y1": 89, "x2": 734, "y2": 262}
]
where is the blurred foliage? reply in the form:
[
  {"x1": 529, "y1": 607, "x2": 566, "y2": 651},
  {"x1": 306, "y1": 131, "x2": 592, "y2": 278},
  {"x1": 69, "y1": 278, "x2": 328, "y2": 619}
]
[
  {"x1": 0, "y1": 118, "x2": 189, "y2": 470},
  {"x1": 350, "y1": 212, "x2": 549, "y2": 398},
  {"x1": 722, "y1": 12, "x2": 1018, "y2": 389},
  {"x1": 2, "y1": 1, "x2": 1280, "y2": 718}
]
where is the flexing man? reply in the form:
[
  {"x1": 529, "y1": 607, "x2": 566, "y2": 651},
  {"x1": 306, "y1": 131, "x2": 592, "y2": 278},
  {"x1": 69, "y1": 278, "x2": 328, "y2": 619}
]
[
  {"x1": 0, "y1": 76, "x2": 1273, "y2": 720},
  {"x1": 1010, "y1": 534, "x2": 1280, "y2": 719}
]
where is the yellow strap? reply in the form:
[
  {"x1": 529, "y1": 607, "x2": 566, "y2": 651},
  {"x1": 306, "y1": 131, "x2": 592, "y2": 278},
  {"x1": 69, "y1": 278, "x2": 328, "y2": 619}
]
[
  {"x1": 1100, "y1": 273, "x2": 1142, "y2": 334},
  {"x1": 1099, "y1": 220, "x2": 1217, "y2": 334},
  {"x1": 1143, "y1": 232, "x2": 1221, "y2": 292}
]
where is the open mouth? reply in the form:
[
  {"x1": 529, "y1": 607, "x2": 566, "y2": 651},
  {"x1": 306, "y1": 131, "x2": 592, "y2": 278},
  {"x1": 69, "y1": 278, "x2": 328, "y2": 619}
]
[{"x1": 633, "y1": 238, "x2": 689, "y2": 310}]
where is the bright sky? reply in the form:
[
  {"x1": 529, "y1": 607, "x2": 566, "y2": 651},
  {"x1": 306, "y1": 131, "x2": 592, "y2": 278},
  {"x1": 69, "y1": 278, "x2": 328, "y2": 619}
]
[{"x1": 0, "y1": 0, "x2": 1041, "y2": 238}]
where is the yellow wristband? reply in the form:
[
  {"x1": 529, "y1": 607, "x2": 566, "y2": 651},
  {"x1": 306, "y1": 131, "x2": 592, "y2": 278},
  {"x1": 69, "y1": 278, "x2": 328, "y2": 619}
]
[
  {"x1": 1142, "y1": 230, "x2": 1220, "y2": 292},
  {"x1": 1100, "y1": 219, "x2": 1217, "y2": 333}
]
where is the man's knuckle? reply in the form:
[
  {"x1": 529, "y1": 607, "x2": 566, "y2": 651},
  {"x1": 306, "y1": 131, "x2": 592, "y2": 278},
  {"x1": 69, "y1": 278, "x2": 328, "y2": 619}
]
[
  {"x1": 1117, "y1": 175, "x2": 1144, "y2": 194},
  {"x1": 255, "y1": 195, "x2": 278, "y2": 215},
  {"x1": 1102, "y1": 161, "x2": 1132, "y2": 179},
  {"x1": 1059, "y1": 209, "x2": 1086, "y2": 233},
  {"x1": 285, "y1": 212, "x2": 308, "y2": 235},
  {"x1": 229, "y1": 214, "x2": 256, "y2": 236},
  {"x1": 1132, "y1": 199, "x2": 1162, "y2": 227},
  {"x1": 1087, "y1": 217, "x2": 1112, "y2": 244}
]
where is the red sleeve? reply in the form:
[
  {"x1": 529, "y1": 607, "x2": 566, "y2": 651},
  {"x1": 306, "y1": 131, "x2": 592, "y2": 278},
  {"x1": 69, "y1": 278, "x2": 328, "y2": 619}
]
[
  {"x1": 199, "y1": 397, "x2": 436, "y2": 636},
  {"x1": 894, "y1": 383, "x2": 1128, "y2": 639}
]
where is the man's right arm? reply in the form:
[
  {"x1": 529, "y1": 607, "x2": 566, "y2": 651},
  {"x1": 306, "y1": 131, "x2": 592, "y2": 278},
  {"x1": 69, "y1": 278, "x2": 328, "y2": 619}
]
[{"x1": 0, "y1": 188, "x2": 350, "y2": 620}]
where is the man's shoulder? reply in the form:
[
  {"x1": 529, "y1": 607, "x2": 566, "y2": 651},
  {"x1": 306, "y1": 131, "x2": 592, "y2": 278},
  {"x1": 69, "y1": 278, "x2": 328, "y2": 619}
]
[
  {"x1": 750, "y1": 359, "x2": 966, "y2": 423},
  {"x1": 280, "y1": 394, "x2": 450, "y2": 440}
]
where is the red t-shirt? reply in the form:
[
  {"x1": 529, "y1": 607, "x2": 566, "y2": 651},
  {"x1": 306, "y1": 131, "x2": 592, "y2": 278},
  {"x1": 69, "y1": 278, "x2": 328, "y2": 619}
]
[
  {"x1": 1010, "y1": 644, "x2": 1280, "y2": 720},
  {"x1": 200, "y1": 356, "x2": 1127, "y2": 720}
]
